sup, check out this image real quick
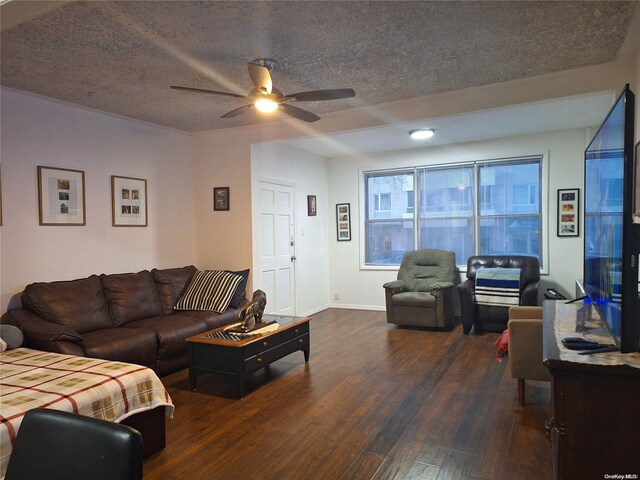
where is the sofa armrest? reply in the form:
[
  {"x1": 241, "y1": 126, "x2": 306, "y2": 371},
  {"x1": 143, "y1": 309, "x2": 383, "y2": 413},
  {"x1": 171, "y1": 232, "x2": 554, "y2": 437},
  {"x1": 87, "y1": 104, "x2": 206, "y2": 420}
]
[
  {"x1": 429, "y1": 281, "x2": 454, "y2": 292},
  {"x1": 2, "y1": 309, "x2": 84, "y2": 345},
  {"x1": 456, "y1": 279, "x2": 476, "y2": 333},
  {"x1": 520, "y1": 281, "x2": 539, "y2": 306},
  {"x1": 383, "y1": 280, "x2": 407, "y2": 295}
]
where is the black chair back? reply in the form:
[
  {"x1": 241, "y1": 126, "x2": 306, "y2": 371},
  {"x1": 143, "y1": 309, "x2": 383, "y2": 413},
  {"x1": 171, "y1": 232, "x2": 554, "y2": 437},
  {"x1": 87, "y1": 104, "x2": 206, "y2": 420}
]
[{"x1": 6, "y1": 408, "x2": 143, "y2": 480}]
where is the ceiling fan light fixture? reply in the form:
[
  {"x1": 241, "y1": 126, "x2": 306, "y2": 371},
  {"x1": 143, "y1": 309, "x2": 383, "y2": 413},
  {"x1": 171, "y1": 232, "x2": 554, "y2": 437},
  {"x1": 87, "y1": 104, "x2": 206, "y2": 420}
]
[
  {"x1": 409, "y1": 128, "x2": 435, "y2": 140},
  {"x1": 172, "y1": 58, "x2": 356, "y2": 122},
  {"x1": 255, "y1": 98, "x2": 279, "y2": 113}
]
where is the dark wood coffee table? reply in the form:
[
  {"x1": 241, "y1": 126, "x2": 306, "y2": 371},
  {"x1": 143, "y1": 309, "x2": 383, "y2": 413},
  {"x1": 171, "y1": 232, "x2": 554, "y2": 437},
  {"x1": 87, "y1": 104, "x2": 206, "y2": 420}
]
[{"x1": 185, "y1": 314, "x2": 310, "y2": 398}]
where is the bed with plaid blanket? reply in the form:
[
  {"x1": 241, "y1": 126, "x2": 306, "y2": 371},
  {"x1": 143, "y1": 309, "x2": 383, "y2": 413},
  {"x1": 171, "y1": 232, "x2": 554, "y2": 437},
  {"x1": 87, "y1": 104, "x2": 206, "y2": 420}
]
[{"x1": 0, "y1": 348, "x2": 174, "y2": 478}]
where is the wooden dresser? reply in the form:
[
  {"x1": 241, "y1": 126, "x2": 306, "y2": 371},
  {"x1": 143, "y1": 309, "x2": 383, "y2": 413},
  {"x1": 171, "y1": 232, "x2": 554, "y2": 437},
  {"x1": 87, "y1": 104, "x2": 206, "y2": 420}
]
[{"x1": 543, "y1": 300, "x2": 640, "y2": 479}]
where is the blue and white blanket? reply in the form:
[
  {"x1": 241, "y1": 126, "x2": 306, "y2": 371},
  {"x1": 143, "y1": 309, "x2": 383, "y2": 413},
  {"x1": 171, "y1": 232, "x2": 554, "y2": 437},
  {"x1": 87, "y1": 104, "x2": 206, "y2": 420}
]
[{"x1": 475, "y1": 267, "x2": 520, "y2": 307}]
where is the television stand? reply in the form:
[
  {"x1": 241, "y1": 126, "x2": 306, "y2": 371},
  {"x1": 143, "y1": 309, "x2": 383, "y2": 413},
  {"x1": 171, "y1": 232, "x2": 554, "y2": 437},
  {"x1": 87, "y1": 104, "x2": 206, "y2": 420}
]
[{"x1": 543, "y1": 300, "x2": 640, "y2": 479}]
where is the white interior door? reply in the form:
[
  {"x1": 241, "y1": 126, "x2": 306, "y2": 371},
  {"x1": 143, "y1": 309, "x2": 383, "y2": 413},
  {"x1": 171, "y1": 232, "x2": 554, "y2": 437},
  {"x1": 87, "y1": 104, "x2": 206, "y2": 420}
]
[{"x1": 257, "y1": 181, "x2": 296, "y2": 316}]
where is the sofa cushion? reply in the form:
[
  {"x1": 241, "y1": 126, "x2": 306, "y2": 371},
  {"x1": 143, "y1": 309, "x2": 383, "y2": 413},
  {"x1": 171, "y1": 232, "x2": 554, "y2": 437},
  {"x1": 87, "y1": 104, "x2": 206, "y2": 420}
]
[
  {"x1": 82, "y1": 327, "x2": 157, "y2": 368},
  {"x1": 22, "y1": 275, "x2": 113, "y2": 334},
  {"x1": 101, "y1": 271, "x2": 164, "y2": 326},
  {"x1": 151, "y1": 265, "x2": 198, "y2": 314},
  {"x1": 226, "y1": 269, "x2": 249, "y2": 308},
  {"x1": 123, "y1": 313, "x2": 208, "y2": 359},
  {"x1": 174, "y1": 270, "x2": 242, "y2": 313}
]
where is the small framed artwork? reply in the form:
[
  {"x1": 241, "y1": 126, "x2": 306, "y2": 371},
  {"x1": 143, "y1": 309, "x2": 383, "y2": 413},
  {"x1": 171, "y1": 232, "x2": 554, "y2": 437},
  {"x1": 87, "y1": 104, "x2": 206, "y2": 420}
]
[
  {"x1": 307, "y1": 195, "x2": 317, "y2": 216},
  {"x1": 336, "y1": 203, "x2": 351, "y2": 241},
  {"x1": 111, "y1": 176, "x2": 148, "y2": 227},
  {"x1": 37, "y1": 166, "x2": 86, "y2": 226},
  {"x1": 557, "y1": 188, "x2": 579, "y2": 237},
  {"x1": 214, "y1": 187, "x2": 229, "y2": 211}
]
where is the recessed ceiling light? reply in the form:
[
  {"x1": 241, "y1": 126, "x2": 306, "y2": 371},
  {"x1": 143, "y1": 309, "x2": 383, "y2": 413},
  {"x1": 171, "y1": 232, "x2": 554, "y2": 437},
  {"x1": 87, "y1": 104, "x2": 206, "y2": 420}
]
[{"x1": 409, "y1": 128, "x2": 435, "y2": 140}]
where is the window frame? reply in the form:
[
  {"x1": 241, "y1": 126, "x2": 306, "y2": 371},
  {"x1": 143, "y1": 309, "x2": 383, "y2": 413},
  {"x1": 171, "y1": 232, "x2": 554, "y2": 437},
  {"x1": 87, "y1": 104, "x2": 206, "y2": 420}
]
[{"x1": 360, "y1": 155, "x2": 548, "y2": 272}]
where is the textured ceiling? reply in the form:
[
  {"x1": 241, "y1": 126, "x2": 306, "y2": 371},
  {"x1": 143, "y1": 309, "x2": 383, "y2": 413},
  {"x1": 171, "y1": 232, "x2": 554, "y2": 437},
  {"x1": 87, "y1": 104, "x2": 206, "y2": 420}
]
[{"x1": 1, "y1": 1, "x2": 637, "y2": 132}]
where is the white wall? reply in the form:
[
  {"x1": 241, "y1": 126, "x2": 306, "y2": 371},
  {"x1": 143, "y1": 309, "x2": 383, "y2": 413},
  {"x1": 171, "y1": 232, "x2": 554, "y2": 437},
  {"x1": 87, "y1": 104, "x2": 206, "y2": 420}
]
[
  {"x1": 327, "y1": 128, "x2": 589, "y2": 310},
  {"x1": 191, "y1": 129, "x2": 254, "y2": 276},
  {"x1": 191, "y1": 61, "x2": 635, "y2": 275},
  {"x1": 2, "y1": 60, "x2": 637, "y2": 315},
  {"x1": 251, "y1": 143, "x2": 331, "y2": 316},
  {"x1": 0, "y1": 90, "x2": 196, "y2": 311}
]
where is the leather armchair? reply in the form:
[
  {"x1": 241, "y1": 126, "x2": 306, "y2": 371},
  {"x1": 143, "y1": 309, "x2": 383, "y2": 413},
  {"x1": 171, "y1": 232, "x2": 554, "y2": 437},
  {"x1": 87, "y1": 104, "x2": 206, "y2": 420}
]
[
  {"x1": 383, "y1": 249, "x2": 457, "y2": 329},
  {"x1": 508, "y1": 306, "x2": 552, "y2": 405},
  {"x1": 457, "y1": 255, "x2": 540, "y2": 334},
  {"x1": 5, "y1": 408, "x2": 143, "y2": 480}
]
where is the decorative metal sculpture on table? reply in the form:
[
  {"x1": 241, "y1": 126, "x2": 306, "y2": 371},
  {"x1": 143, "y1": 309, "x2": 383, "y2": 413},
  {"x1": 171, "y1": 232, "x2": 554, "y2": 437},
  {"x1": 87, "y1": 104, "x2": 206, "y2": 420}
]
[{"x1": 235, "y1": 290, "x2": 268, "y2": 333}]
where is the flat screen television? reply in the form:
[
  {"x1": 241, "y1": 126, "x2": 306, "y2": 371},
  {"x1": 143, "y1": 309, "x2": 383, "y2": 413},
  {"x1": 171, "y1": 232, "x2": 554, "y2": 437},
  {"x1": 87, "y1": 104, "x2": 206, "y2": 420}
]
[{"x1": 583, "y1": 84, "x2": 639, "y2": 353}]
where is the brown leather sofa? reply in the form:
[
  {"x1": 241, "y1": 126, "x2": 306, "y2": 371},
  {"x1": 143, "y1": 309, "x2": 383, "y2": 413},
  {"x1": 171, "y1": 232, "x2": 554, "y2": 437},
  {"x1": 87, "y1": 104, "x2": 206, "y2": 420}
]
[
  {"x1": 457, "y1": 255, "x2": 540, "y2": 334},
  {"x1": 0, "y1": 266, "x2": 246, "y2": 377}
]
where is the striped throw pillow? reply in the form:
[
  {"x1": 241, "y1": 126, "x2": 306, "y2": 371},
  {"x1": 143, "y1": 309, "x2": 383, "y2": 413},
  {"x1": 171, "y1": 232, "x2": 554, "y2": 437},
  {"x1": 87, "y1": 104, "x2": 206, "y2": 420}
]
[{"x1": 174, "y1": 270, "x2": 243, "y2": 313}]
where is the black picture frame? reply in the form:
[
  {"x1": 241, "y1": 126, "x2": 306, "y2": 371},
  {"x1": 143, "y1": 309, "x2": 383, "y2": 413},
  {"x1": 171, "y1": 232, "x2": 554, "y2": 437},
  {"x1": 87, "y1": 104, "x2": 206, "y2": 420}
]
[
  {"x1": 307, "y1": 195, "x2": 317, "y2": 216},
  {"x1": 336, "y1": 203, "x2": 351, "y2": 241},
  {"x1": 557, "y1": 188, "x2": 579, "y2": 237},
  {"x1": 213, "y1": 187, "x2": 229, "y2": 211}
]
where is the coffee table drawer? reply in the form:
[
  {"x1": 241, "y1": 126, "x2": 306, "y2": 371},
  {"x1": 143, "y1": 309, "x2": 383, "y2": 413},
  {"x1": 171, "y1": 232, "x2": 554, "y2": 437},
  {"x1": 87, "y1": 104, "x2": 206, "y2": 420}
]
[
  {"x1": 244, "y1": 323, "x2": 309, "y2": 357},
  {"x1": 244, "y1": 335, "x2": 308, "y2": 374}
]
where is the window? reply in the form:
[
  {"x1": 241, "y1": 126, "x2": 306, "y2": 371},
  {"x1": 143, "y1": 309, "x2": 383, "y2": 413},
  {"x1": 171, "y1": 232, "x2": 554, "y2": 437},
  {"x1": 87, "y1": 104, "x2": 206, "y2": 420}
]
[
  {"x1": 478, "y1": 161, "x2": 541, "y2": 258},
  {"x1": 418, "y1": 166, "x2": 475, "y2": 265},
  {"x1": 513, "y1": 184, "x2": 537, "y2": 206},
  {"x1": 364, "y1": 157, "x2": 542, "y2": 266},
  {"x1": 364, "y1": 171, "x2": 414, "y2": 264},
  {"x1": 406, "y1": 191, "x2": 414, "y2": 213},
  {"x1": 374, "y1": 193, "x2": 391, "y2": 212}
]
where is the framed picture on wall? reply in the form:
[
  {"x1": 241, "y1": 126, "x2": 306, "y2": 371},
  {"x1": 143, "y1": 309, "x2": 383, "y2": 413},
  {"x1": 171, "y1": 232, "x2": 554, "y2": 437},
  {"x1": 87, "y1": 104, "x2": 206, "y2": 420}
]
[
  {"x1": 557, "y1": 188, "x2": 579, "y2": 237},
  {"x1": 37, "y1": 166, "x2": 86, "y2": 226},
  {"x1": 214, "y1": 187, "x2": 229, "y2": 211},
  {"x1": 307, "y1": 195, "x2": 317, "y2": 216},
  {"x1": 336, "y1": 203, "x2": 351, "y2": 241},
  {"x1": 111, "y1": 176, "x2": 148, "y2": 227}
]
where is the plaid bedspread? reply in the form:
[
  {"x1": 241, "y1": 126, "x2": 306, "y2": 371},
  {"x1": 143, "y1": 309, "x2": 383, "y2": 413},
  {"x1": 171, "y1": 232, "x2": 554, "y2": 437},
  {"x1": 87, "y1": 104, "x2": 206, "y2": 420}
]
[{"x1": 0, "y1": 348, "x2": 174, "y2": 478}]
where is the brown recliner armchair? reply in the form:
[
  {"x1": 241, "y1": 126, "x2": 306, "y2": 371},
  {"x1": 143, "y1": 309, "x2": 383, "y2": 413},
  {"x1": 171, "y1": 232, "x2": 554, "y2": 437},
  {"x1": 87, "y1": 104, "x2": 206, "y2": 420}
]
[
  {"x1": 383, "y1": 249, "x2": 457, "y2": 329},
  {"x1": 457, "y1": 255, "x2": 540, "y2": 334}
]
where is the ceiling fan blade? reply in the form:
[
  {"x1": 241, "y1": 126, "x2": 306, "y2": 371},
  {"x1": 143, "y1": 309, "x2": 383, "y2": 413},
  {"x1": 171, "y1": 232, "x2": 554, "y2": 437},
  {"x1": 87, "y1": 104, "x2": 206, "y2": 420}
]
[
  {"x1": 279, "y1": 103, "x2": 321, "y2": 122},
  {"x1": 221, "y1": 104, "x2": 253, "y2": 118},
  {"x1": 170, "y1": 85, "x2": 246, "y2": 99},
  {"x1": 247, "y1": 63, "x2": 272, "y2": 94},
  {"x1": 285, "y1": 88, "x2": 355, "y2": 102}
]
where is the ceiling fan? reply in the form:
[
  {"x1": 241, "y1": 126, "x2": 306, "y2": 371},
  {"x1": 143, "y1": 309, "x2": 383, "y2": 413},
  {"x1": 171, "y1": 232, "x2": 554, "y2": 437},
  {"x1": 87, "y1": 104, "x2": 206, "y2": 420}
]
[{"x1": 171, "y1": 58, "x2": 356, "y2": 123}]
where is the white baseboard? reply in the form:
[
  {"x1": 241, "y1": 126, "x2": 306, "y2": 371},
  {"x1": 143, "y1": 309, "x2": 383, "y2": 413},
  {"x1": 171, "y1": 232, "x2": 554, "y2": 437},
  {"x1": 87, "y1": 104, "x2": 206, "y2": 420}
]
[
  {"x1": 328, "y1": 303, "x2": 385, "y2": 312},
  {"x1": 298, "y1": 304, "x2": 332, "y2": 317}
]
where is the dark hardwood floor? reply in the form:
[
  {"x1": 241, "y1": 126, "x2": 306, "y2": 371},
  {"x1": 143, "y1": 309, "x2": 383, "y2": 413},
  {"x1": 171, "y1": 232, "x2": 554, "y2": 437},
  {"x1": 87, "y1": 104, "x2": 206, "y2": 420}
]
[{"x1": 144, "y1": 309, "x2": 552, "y2": 480}]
